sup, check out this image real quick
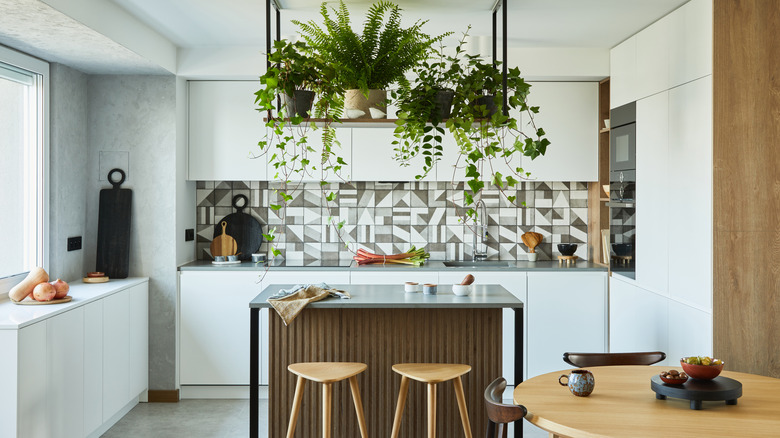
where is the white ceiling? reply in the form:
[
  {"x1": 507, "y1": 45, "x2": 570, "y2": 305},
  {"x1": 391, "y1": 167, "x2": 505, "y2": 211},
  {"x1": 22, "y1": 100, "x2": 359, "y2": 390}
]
[
  {"x1": 111, "y1": 0, "x2": 689, "y2": 49},
  {"x1": 0, "y1": 0, "x2": 169, "y2": 74}
]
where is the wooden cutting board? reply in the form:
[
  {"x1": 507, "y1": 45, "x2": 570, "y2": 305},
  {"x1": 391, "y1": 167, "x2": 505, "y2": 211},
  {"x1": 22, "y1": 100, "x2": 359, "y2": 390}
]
[
  {"x1": 210, "y1": 221, "x2": 237, "y2": 257},
  {"x1": 213, "y1": 194, "x2": 263, "y2": 261}
]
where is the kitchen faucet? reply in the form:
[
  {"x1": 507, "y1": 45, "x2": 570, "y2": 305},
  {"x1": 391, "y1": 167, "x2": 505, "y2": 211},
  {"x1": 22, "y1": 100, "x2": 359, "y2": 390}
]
[{"x1": 472, "y1": 199, "x2": 488, "y2": 261}]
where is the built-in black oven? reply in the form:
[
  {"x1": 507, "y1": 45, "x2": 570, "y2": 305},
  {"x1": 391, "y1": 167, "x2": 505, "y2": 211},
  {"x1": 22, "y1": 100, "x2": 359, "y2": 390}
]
[{"x1": 608, "y1": 102, "x2": 636, "y2": 278}]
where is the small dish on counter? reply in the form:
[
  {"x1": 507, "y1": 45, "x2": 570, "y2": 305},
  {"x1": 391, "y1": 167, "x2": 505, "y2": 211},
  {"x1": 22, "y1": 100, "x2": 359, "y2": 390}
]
[
  {"x1": 404, "y1": 282, "x2": 422, "y2": 293},
  {"x1": 659, "y1": 370, "x2": 688, "y2": 385},
  {"x1": 452, "y1": 284, "x2": 472, "y2": 296},
  {"x1": 211, "y1": 260, "x2": 242, "y2": 265}
]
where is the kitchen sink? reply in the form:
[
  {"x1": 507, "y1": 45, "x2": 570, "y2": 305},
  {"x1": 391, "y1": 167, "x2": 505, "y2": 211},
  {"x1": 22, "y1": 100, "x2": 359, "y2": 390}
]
[{"x1": 442, "y1": 261, "x2": 514, "y2": 268}]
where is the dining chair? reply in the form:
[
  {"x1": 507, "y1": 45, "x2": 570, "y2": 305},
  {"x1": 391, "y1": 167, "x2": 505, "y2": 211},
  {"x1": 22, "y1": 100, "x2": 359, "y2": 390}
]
[
  {"x1": 562, "y1": 351, "x2": 666, "y2": 367},
  {"x1": 484, "y1": 377, "x2": 527, "y2": 438}
]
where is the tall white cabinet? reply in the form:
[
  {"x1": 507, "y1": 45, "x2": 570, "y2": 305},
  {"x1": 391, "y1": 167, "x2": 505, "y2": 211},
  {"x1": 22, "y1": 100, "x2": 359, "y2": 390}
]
[{"x1": 609, "y1": 0, "x2": 713, "y2": 362}]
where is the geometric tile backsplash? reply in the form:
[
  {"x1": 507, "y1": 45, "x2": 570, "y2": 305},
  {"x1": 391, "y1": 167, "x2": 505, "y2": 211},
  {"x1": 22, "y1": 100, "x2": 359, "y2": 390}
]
[{"x1": 196, "y1": 180, "x2": 590, "y2": 263}]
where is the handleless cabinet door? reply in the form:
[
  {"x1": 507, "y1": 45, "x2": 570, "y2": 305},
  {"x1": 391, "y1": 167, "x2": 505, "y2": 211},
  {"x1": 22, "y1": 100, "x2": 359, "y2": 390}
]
[
  {"x1": 522, "y1": 82, "x2": 599, "y2": 182},
  {"x1": 103, "y1": 290, "x2": 130, "y2": 422},
  {"x1": 527, "y1": 272, "x2": 607, "y2": 378},
  {"x1": 188, "y1": 81, "x2": 267, "y2": 181},
  {"x1": 47, "y1": 307, "x2": 85, "y2": 438},
  {"x1": 17, "y1": 321, "x2": 47, "y2": 437},
  {"x1": 609, "y1": 276, "x2": 669, "y2": 358},
  {"x1": 610, "y1": 36, "x2": 637, "y2": 109},
  {"x1": 636, "y1": 14, "x2": 671, "y2": 100},
  {"x1": 84, "y1": 300, "x2": 104, "y2": 436},
  {"x1": 668, "y1": 0, "x2": 713, "y2": 88},
  {"x1": 128, "y1": 283, "x2": 149, "y2": 397},
  {"x1": 636, "y1": 91, "x2": 669, "y2": 295},
  {"x1": 351, "y1": 128, "x2": 432, "y2": 181}
]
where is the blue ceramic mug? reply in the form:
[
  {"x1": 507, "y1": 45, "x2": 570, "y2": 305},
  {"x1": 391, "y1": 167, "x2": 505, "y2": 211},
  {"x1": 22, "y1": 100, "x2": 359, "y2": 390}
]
[{"x1": 559, "y1": 369, "x2": 595, "y2": 397}]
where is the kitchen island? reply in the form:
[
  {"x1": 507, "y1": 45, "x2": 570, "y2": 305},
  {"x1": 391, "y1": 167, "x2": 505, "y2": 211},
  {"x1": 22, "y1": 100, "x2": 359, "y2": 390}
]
[{"x1": 248, "y1": 283, "x2": 523, "y2": 437}]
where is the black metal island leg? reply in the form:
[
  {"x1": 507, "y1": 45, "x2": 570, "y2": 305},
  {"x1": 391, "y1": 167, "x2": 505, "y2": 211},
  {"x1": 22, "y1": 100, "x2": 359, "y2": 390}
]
[{"x1": 250, "y1": 307, "x2": 259, "y2": 437}]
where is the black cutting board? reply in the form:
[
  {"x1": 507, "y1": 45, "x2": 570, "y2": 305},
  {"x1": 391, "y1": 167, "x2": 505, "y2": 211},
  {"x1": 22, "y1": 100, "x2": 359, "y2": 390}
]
[
  {"x1": 96, "y1": 169, "x2": 132, "y2": 278},
  {"x1": 213, "y1": 194, "x2": 263, "y2": 261}
]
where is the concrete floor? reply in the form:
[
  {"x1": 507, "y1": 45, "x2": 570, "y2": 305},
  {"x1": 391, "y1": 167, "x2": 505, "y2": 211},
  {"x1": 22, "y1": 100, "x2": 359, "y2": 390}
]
[
  {"x1": 102, "y1": 398, "x2": 546, "y2": 438},
  {"x1": 101, "y1": 400, "x2": 267, "y2": 438}
]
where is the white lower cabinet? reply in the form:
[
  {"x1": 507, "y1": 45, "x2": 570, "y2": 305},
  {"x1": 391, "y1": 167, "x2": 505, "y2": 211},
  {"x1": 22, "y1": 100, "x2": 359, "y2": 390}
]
[
  {"x1": 527, "y1": 272, "x2": 607, "y2": 378},
  {"x1": 609, "y1": 276, "x2": 669, "y2": 358},
  {"x1": 179, "y1": 269, "x2": 351, "y2": 395},
  {"x1": 1, "y1": 279, "x2": 148, "y2": 438}
]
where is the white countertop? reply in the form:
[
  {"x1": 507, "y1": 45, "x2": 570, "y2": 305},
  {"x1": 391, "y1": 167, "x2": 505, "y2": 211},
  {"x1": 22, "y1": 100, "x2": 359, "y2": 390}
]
[{"x1": 0, "y1": 277, "x2": 148, "y2": 330}]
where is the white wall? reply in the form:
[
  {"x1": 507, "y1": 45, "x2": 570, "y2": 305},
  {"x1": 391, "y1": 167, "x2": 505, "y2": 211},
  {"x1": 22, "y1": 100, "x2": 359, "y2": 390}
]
[
  {"x1": 86, "y1": 75, "x2": 178, "y2": 389},
  {"x1": 49, "y1": 63, "x2": 89, "y2": 282}
]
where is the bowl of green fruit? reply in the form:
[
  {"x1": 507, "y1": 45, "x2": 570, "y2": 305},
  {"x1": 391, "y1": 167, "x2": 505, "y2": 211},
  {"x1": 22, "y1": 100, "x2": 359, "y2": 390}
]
[{"x1": 680, "y1": 356, "x2": 724, "y2": 380}]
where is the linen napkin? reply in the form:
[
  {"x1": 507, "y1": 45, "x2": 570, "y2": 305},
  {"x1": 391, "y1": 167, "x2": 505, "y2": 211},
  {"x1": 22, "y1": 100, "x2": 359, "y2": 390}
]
[{"x1": 267, "y1": 283, "x2": 350, "y2": 326}]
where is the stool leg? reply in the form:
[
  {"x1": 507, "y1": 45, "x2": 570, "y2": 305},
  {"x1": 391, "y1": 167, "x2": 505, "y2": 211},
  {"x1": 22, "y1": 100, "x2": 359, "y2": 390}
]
[
  {"x1": 427, "y1": 383, "x2": 437, "y2": 438},
  {"x1": 286, "y1": 376, "x2": 306, "y2": 438},
  {"x1": 453, "y1": 376, "x2": 473, "y2": 438},
  {"x1": 348, "y1": 376, "x2": 369, "y2": 438},
  {"x1": 391, "y1": 376, "x2": 410, "y2": 438},
  {"x1": 322, "y1": 382, "x2": 333, "y2": 438}
]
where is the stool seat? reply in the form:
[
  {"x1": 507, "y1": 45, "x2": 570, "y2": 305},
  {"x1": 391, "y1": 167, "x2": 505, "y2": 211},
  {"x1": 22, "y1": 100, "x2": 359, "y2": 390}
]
[
  {"x1": 288, "y1": 362, "x2": 367, "y2": 383},
  {"x1": 392, "y1": 363, "x2": 471, "y2": 384}
]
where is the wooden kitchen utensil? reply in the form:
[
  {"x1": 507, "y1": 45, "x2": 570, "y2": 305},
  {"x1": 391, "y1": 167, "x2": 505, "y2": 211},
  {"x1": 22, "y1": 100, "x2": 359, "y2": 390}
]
[
  {"x1": 210, "y1": 221, "x2": 237, "y2": 257},
  {"x1": 521, "y1": 231, "x2": 544, "y2": 253}
]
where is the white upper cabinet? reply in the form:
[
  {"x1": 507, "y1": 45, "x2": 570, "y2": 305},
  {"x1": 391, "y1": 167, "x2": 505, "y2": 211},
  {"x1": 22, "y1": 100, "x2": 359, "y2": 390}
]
[
  {"x1": 668, "y1": 0, "x2": 714, "y2": 87},
  {"x1": 636, "y1": 15, "x2": 671, "y2": 100},
  {"x1": 188, "y1": 81, "x2": 267, "y2": 181},
  {"x1": 351, "y1": 127, "x2": 434, "y2": 181},
  {"x1": 610, "y1": 36, "x2": 637, "y2": 109},
  {"x1": 522, "y1": 82, "x2": 599, "y2": 182}
]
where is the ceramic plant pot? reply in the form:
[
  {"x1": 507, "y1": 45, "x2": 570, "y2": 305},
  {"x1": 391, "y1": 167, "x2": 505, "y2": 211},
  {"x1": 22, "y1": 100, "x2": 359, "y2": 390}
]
[
  {"x1": 282, "y1": 90, "x2": 315, "y2": 118},
  {"x1": 471, "y1": 94, "x2": 497, "y2": 118},
  {"x1": 344, "y1": 89, "x2": 387, "y2": 119},
  {"x1": 434, "y1": 89, "x2": 454, "y2": 119}
]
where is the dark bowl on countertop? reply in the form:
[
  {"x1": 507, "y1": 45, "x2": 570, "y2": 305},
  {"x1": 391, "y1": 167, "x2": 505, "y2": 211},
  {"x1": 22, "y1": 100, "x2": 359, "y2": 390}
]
[
  {"x1": 612, "y1": 243, "x2": 634, "y2": 257},
  {"x1": 557, "y1": 243, "x2": 578, "y2": 256}
]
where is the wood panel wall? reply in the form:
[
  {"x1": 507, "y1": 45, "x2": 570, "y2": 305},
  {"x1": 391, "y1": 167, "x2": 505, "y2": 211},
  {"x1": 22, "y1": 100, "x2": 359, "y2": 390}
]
[
  {"x1": 268, "y1": 308, "x2": 502, "y2": 437},
  {"x1": 713, "y1": 0, "x2": 780, "y2": 378}
]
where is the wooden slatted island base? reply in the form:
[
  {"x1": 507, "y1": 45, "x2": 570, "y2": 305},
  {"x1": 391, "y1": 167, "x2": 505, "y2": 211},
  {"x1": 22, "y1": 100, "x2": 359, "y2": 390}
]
[{"x1": 248, "y1": 284, "x2": 524, "y2": 437}]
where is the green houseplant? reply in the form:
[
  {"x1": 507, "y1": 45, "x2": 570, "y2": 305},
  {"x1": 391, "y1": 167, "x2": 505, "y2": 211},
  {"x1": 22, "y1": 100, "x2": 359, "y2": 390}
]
[
  {"x1": 445, "y1": 53, "x2": 551, "y2": 222},
  {"x1": 293, "y1": 0, "x2": 450, "y2": 119}
]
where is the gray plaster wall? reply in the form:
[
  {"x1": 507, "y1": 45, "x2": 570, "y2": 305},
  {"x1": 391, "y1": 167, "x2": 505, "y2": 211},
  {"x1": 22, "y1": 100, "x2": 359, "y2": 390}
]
[
  {"x1": 49, "y1": 63, "x2": 88, "y2": 282},
  {"x1": 85, "y1": 75, "x2": 177, "y2": 390}
]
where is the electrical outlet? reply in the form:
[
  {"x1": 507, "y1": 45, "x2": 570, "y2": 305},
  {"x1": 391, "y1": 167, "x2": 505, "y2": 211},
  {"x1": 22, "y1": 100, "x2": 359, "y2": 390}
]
[
  {"x1": 67, "y1": 236, "x2": 82, "y2": 251},
  {"x1": 185, "y1": 228, "x2": 195, "y2": 242}
]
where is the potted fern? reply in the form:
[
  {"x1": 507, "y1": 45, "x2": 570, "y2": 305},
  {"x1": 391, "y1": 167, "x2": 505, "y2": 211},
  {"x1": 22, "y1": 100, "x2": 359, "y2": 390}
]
[{"x1": 293, "y1": 0, "x2": 449, "y2": 119}]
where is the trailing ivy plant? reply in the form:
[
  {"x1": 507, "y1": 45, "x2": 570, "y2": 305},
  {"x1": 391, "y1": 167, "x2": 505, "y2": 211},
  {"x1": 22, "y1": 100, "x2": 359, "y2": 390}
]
[
  {"x1": 445, "y1": 53, "x2": 551, "y2": 223},
  {"x1": 254, "y1": 39, "x2": 349, "y2": 258},
  {"x1": 292, "y1": 0, "x2": 450, "y2": 96}
]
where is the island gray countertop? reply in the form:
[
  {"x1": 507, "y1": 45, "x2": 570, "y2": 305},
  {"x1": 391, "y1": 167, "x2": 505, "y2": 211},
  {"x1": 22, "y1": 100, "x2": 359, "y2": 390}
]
[
  {"x1": 249, "y1": 284, "x2": 523, "y2": 309},
  {"x1": 181, "y1": 259, "x2": 606, "y2": 272}
]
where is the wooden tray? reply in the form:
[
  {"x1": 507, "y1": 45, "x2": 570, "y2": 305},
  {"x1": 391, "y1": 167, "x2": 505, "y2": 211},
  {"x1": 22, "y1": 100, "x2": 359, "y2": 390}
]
[
  {"x1": 12, "y1": 296, "x2": 73, "y2": 305},
  {"x1": 651, "y1": 374, "x2": 742, "y2": 410},
  {"x1": 83, "y1": 276, "x2": 109, "y2": 283}
]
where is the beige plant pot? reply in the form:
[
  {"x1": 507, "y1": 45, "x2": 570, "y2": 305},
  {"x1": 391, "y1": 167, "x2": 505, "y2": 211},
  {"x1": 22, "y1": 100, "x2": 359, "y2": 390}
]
[{"x1": 344, "y1": 89, "x2": 387, "y2": 119}]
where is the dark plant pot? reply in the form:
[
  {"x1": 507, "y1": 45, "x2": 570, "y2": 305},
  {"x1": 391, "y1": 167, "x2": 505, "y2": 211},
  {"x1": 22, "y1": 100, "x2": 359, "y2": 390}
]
[
  {"x1": 470, "y1": 94, "x2": 498, "y2": 118},
  {"x1": 282, "y1": 90, "x2": 315, "y2": 118},
  {"x1": 434, "y1": 89, "x2": 454, "y2": 120}
]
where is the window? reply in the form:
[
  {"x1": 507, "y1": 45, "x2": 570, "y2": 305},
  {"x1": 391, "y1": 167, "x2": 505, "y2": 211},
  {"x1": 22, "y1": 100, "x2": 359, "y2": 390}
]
[{"x1": 0, "y1": 46, "x2": 49, "y2": 294}]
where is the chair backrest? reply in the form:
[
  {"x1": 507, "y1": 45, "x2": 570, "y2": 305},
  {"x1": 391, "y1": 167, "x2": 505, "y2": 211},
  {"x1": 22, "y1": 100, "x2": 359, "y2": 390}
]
[
  {"x1": 484, "y1": 377, "x2": 527, "y2": 426},
  {"x1": 562, "y1": 351, "x2": 666, "y2": 368}
]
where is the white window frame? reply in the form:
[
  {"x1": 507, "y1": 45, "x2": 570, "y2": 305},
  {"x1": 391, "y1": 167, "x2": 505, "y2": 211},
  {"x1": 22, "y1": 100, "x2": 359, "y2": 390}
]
[{"x1": 0, "y1": 45, "x2": 49, "y2": 295}]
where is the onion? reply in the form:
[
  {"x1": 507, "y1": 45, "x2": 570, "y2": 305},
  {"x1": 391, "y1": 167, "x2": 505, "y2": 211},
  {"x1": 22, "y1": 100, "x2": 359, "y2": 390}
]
[
  {"x1": 33, "y1": 282, "x2": 56, "y2": 302},
  {"x1": 50, "y1": 279, "x2": 69, "y2": 299}
]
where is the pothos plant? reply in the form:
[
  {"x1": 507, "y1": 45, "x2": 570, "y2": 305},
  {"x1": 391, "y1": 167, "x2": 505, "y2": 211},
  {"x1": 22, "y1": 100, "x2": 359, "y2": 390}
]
[
  {"x1": 254, "y1": 39, "x2": 349, "y2": 257},
  {"x1": 445, "y1": 52, "x2": 551, "y2": 224}
]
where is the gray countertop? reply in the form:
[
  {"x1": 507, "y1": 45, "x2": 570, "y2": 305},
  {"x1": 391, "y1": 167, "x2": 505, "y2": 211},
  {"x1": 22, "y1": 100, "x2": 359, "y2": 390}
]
[
  {"x1": 180, "y1": 259, "x2": 607, "y2": 272},
  {"x1": 249, "y1": 284, "x2": 523, "y2": 309}
]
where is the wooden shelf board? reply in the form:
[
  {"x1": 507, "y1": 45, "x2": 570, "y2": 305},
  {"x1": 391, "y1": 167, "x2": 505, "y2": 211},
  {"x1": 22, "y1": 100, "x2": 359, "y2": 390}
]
[
  {"x1": 599, "y1": 128, "x2": 610, "y2": 133},
  {"x1": 263, "y1": 117, "x2": 401, "y2": 128}
]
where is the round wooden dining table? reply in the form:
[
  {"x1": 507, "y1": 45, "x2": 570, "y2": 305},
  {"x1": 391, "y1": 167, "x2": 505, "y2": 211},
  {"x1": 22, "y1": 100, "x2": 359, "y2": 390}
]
[{"x1": 513, "y1": 365, "x2": 780, "y2": 437}]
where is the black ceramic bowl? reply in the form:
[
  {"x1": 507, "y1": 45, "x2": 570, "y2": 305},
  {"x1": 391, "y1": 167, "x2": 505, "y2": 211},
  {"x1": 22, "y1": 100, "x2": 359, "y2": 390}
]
[
  {"x1": 557, "y1": 243, "x2": 578, "y2": 256},
  {"x1": 612, "y1": 243, "x2": 634, "y2": 257}
]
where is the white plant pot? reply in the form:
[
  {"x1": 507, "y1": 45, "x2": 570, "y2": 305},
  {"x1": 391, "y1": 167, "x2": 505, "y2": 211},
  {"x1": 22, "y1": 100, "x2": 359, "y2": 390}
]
[{"x1": 527, "y1": 253, "x2": 538, "y2": 262}]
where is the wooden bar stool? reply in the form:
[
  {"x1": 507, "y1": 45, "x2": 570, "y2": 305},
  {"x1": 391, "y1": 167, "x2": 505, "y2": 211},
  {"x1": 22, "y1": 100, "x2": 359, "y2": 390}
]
[
  {"x1": 286, "y1": 362, "x2": 369, "y2": 438},
  {"x1": 390, "y1": 363, "x2": 473, "y2": 438}
]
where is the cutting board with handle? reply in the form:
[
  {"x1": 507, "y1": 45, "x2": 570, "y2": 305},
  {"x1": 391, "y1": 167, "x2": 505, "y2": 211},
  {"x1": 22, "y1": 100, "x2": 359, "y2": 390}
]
[
  {"x1": 212, "y1": 194, "x2": 263, "y2": 261},
  {"x1": 96, "y1": 168, "x2": 132, "y2": 278},
  {"x1": 210, "y1": 221, "x2": 238, "y2": 257}
]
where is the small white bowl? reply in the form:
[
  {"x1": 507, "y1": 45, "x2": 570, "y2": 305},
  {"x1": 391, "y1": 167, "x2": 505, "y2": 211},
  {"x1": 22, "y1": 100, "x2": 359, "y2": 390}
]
[
  {"x1": 452, "y1": 284, "x2": 472, "y2": 296},
  {"x1": 404, "y1": 282, "x2": 422, "y2": 293}
]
